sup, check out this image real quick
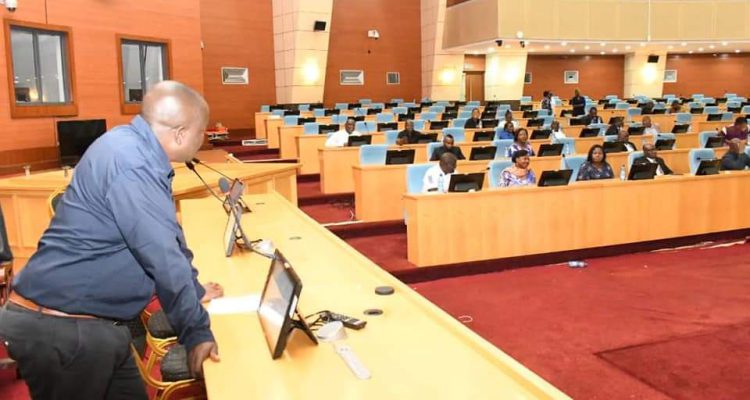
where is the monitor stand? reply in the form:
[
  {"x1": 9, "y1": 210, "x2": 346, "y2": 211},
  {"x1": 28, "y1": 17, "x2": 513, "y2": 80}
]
[{"x1": 289, "y1": 309, "x2": 319, "y2": 345}]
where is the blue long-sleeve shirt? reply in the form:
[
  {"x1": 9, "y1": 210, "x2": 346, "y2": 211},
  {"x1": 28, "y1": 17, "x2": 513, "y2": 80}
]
[{"x1": 13, "y1": 115, "x2": 213, "y2": 351}]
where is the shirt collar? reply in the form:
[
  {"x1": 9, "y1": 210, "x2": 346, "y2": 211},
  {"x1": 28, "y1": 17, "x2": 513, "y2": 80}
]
[{"x1": 130, "y1": 115, "x2": 173, "y2": 178}]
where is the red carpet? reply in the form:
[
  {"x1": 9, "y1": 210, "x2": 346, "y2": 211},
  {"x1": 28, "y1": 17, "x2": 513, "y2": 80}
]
[{"x1": 412, "y1": 244, "x2": 750, "y2": 400}]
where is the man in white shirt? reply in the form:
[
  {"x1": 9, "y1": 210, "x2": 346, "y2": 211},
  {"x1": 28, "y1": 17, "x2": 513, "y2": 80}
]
[
  {"x1": 642, "y1": 116, "x2": 659, "y2": 136},
  {"x1": 422, "y1": 152, "x2": 458, "y2": 193},
  {"x1": 325, "y1": 117, "x2": 361, "y2": 147}
]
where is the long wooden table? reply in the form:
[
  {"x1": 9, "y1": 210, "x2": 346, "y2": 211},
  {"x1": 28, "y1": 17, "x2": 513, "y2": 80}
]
[
  {"x1": 0, "y1": 162, "x2": 299, "y2": 269},
  {"x1": 404, "y1": 171, "x2": 750, "y2": 267},
  {"x1": 183, "y1": 193, "x2": 568, "y2": 399}
]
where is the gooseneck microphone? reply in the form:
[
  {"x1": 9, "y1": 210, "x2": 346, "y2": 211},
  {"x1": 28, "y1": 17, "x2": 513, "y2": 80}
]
[
  {"x1": 184, "y1": 161, "x2": 225, "y2": 203},
  {"x1": 191, "y1": 158, "x2": 250, "y2": 211},
  {"x1": 191, "y1": 157, "x2": 233, "y2": 180}
]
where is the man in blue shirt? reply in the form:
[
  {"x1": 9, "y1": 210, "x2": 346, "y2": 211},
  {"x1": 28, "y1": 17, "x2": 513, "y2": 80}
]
[{"x1": 0, "y1": 81, "x2": 221, "y2": 399}]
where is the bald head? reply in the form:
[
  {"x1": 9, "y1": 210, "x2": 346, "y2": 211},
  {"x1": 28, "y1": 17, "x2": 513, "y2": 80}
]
[
  {"x1": 439, "y1": 152, "x2": 457, "y2": 174},
  {"x1": 142, "y1": 81, "x2": 209, "y2": 162}
]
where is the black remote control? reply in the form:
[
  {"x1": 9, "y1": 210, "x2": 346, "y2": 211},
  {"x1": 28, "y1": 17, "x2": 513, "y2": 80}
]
[{"x1": 327, "y1": 312, "x2": 367, "y2": 330}]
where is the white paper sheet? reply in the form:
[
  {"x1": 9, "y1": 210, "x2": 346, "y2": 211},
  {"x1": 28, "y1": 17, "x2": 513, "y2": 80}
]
[{"x1": 207, "y1": 294, "x2": 260, "y2": 315}]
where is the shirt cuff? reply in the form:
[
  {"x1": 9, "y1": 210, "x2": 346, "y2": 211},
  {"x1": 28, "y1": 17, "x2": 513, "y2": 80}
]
[{"x1": 183, "y1": 328, "x2": 215, "y2": 353}]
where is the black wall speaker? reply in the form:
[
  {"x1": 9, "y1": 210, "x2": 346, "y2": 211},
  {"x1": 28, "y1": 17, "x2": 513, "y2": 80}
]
[
  {"x1": 647, "y1": 54, "x2": 659, "y2": 63},
  {"x1": 313, "y1": 21, "x2": 327, "y2": 31}
]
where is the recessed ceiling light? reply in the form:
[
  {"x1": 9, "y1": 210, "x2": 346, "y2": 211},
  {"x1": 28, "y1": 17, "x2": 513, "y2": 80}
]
[
  {"x1": 735, "y1": 49, "x2": 741, "y2": 53},
  {"x1": 612, "y1": 48, "x2": 618, "y2": 53},
  {"x1": 486, "y1": 47, "x2": 494, "y2": 53},
  {"x1": 689, "y1": 50, "x2": 694, "y2": 54},
  {"x1": 698, "y1": 47, "x2": 704, "y2": 52},
  {"x1": 561, "y1": 41, "x2": 568, "y2": 46},
  {"x1": 709, "y1": 45, "x2": 715, "y2": 49},
  {"x1": 668, "y1": 45, "x2": 674, "y2": 49},
  {"x1": 584, "y1": 45, "x2": 590, "y2": 50},
  {"x1": 625, "y1": 46, "x2": 631, "y2": 50},
  {"x1": 529, "y1": 48, "x2": 536, "y2": 52},
  {"x1": 722, "y1": 42, "x2": 728, "y2": 46},
  {"x1": 504, "y1": 44, "x2": 511, "y2": 49},
  {"x1": 639, "y1": 42, "x2": 646, "y2": 47},
  {"x1": 600, "y1": 42, "x2": 606, "y2": 46},
  {"x1": 544, "y1": 45, "x2": 550, "y2": 50},
  {"x1": 681, "y1": 42, "x2": 687, "y2": 46},
  {"x1": 570, "y1": 49, "x2": 575, "y2": 53},
  {"x1": 600, "y1": 51, "x2": 605, "y2": 55}
]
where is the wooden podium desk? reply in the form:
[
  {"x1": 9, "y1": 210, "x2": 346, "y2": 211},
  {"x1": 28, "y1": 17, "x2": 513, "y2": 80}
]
[
  {"x1": 353, "y1": 156, "x2": 564, "y2": 222},
  {"x1": 320, "y1": 139, "x2": 554, "y2": 194},
  {"x1": 0, "y1": 162, "x2": 299, "y2": 270},
  {"x1": 404, "y1": 171, "x2": 750, "y2": 267},
  {"x1": 182, "y1": 194, "x2": 568, "y2": 400}
]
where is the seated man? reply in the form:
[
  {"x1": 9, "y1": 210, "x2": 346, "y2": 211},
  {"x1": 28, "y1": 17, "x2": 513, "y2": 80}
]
[
  {"x1": 668, "y1": 100, "x2": 682, "y2": 114},
  {"x1": 430, "y1": 134, "x2": 466, "y2": 161},
  {"x1": 720, "y1": 117, "x2": 748, "y2": 143},
  {"x1": 640, "y1": 100, "x2": 655, "y2": 114},
  {"x1": 615, "y1": 129, "x2": 637, "y2": 152},
  {"x1": 720, "y1": 138, "x2": 750, "y2": 170},
  {"x1": 582, "y1": 107, "x2": 604, "y2": 126},
  {"x1": 642, "y1": 116, "x2": 659, "y2": 136},
  {"x1": 422, "y1": 152, "x2": 458, "y2": 193},
  {"x1": 633, "y1": 143, "x2": 673, "y2": 175},
  {"x1": 396, "y1": 120, "x2": 421, "y2": 145},
  {"x1": 325, "y1": 117, "x2": 361, "y2": 147},
  {"x1": 463, "y1": 108, "x2": 482, "y2": 129},
  {"x1": 605, "y1": 119, "x2": 624, "y2": 136}
]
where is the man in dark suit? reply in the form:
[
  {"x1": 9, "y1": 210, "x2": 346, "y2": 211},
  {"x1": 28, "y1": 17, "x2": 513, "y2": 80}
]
[
  {"x1": 570, "y1": 89, "x2": 586, "y2": 116},
  {"x1": 463, "y1": 108, "x2": 482, "y2": 129},
  {"x1": 430, "y1": 134, "x2": 466, "y2": 161},
  {"x1": 615, "y1": 129, "x2": 638, "y2": 152},
  {"x1": 633, "y1": 143, "x2": 673, "y2": 175},
  {"x1": 396, "y1": 120, "x2": 421, "y2": 145},
  {"x1": 582, "y1": 107, "x2": 603, "y2": 126}
]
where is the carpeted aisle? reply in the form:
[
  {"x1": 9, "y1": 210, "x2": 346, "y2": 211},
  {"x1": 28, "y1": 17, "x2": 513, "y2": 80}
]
[{"x1": 412, "y1": 244, "x2": 750, "y2": 400}]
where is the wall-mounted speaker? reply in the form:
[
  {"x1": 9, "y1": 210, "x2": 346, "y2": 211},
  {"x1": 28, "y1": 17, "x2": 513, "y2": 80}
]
[
  {"x1": 647, "y1": 54, "x2": 659, "y2": 63},
  {"x1": 313, "y1": 21, "x2": 326, "y2": 31}
]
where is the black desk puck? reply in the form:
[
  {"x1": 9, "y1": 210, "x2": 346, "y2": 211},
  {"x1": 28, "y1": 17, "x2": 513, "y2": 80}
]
[
  {"x1": 364, "y1": 309, "x2": 383, "y2": 316},
  {"x1": 375, "y1": 286, "x2": 394, "y2": 295}
]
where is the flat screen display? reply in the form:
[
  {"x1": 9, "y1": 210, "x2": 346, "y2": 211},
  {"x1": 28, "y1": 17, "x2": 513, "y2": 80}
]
[{"x1": 57, "y1": 119, "x2": 107, "y2": 166}]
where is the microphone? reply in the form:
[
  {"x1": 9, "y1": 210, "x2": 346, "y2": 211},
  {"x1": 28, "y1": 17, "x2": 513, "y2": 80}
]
[
  {"x1": 185, "y1": 161, "x2": 225, "y2": 203},
  {"x1": 192, "y1": 158, "x2": 250, "y2": 212},
  {"x1": 192, "y1": 157, "x2": 233, "y2": 180}
]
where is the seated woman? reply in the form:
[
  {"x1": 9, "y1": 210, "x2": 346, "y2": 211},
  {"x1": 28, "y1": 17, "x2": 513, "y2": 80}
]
[
  {"x1": 496, "y1": 121, "x2": 515, "y2": 140},
  {"x1": 500, "y1": 150, "x2": 536, "y2": 187},
  {"x1": 577, "y1": 144, "x2": 614, "y2": 180},
  {"x1": 506, "y1": 128, "x2": 535, "y2": 157}
]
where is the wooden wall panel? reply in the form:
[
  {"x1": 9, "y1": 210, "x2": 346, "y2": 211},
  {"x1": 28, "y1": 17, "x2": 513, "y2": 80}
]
[
  {"x1": 200, "y1": 0, "x2": 276, "y2": 130},
  {"x1": 323, "y1": 0, "x2": 421, "y2": 104},
  {"x1": 523, "y1": 55, "x2": 625, "y2": 100},
  {"x1": 0, "y1": 0, "x2": 204, "y2": 172},
  {"x1": 663, "y1": 53, "x2": 750, "y2": 98}
]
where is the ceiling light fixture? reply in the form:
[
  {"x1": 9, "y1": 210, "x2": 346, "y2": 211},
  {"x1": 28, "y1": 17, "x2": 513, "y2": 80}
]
[
  {"x1": 544, "y1": 45, "x2": 550, "y2": 50},
  {"x1": 722, "y1": 42, "x2": 728, "y2": 46},
  {"x1": 709, "y1": 45, "x2": 715, "y2": 49},
  {"x1": 600, "y1": 51, "x2": 605, "y2": 55},
  {"x1": 735, "y1": 49, "x2": 741, "y2": 53},
  {"x1": 698, "y1": 47, "x2": 704, "y2": 52},
  {"x1": 681, "y1": 42, "x2": 687, "y2": 46},
  {"x1": 561, "y1": 41, "x2": 568, "y2": 46},
  {"x1": 600, "y1": 42, "x2": 606, "y2": 46},
  {"x1": 625, "y1": 46, "x2": 631, "y2": 50},
  {"x1": 640, "y1": 42, "x2": 646, "y2": 47},
  {"x1": 584, "y1": 45, "x2": 590, "y2": 50},
  {"x1": 570, "y1": 49, "x2": 575, "y2": 53}
]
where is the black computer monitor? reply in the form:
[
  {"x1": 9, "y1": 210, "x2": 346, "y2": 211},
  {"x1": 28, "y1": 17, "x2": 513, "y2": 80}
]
[
  {"x1": 377, "y1": 122, "x2": 398, "y2": 132},
  {"x1": 318, "y1": 124, "x2": 339, "y2": 134},
  {"x1": 385, "y1": 149, "x2": 415, "y2": 165},
  {"x1": 671, "y1": 124, "x2": 689, "y2": 134},
  {"x1": 57, "y1": 119, "x2": 107, "y2": 166},
  {"x1": 324, "y1": 109, "x2": 340, "y2": 116},
  {"x1": 654, "y1": 139, "x2": 676, "y2": 150},
  {"x1": 417, "y1": 133, "x2": 438, "y2": 143},
  {"x1": 429, "y1": 120, "x2": 449, "y2": 130},
  {"x1": 421, "y1": 101, "x2": 433, "y2": 108},
  {"x1": 706, "y1": 113, "x2": 723, "y2": 121},
  {"x1": 385, "y1": 102, "x2": 397, "y2": 109},
  {"x1": 473, "y1": 130, "x2": 494, "y2": 142},
  {"x1": 608, "y1": 117, "x2": 624, "y2": 125},
  {"x1": 349, "y1": 103, "x2": 361, "y2": 109},
  {"x1": 448, "y1": 173, "x2": 485, "y2": 192},
  {"x1": 445, "y1": 105, "x2": 459, "y2": 113},
  {"x1": 351, "y1": 115, "x2": 365, "y2": 122},
  {"x1": 442, "y1": 112, "x2": 457, "y2": 120},
  {"x1": 651, "y1": 109, "x2": 666, "y2": 115},
  {"x1": 481, "y1": 111, "x2": 496, "y2": 119},
  {"x1": 628, "y1": 126, "x2": 645, "y2": 135},
  {"x1": 580, "y1": 128, "x2": 600, "y2": 137},
  {"x1": 602, "y1": 142, "x2": 627, "y2": 153},
  {"x1": 560, "y1": 109, "x2": 574, "y2": 117},
  {"x1": 727, "y1": 106, "x2": 741, "y2": 113},
  {"x1": 347, "y1": 135, "x2": 373, "y2": 147},
  {"x1": 519, "y1": 105, "x2": 533, "y2": 111},
  {"x1": 569, "y1": 117, "x2": 586, "y2": 126},
  {"x1": 537, "y1": 169, "x2": 573, "y2": 187},
  {"x1": 526, "y1": 118, "x2": 544, "y2": 127},
  {"x1": 696, "y1": 159, "x2": 721, "y2": 175},
  {"x1": 366, "y1": 108, "x2": 380, "y2": 115},
  {"x1": 690, "y1": 107, "x2": 704, "y2": 114},
  {"x1": 284, "y1": 110, "x2": 301, "y2": 116},
  {"x1": 530, "y1": 129, "x2": 552, "y2": 139},
  {"x1": 469, "y1": 146, "x2": 497, "y2": 161},
  {"x1": 408, "y1": 107, "x2": 422, "y2": 114},
  {"x1": 522, "y1": 110, "x2": 538, "y2": 119},
  {"x1": 297, "y1": 117, "x2": 316, "y2": 124},
  {"x1": 481, "y1": 119, "x2": 499, "y2": 128},
  {"x1": 538, "y1": 143, "x2": 564, "y2": 157},
  {"x1": 705, "y1": 136, "x2": 724, "y2": 148},
  {"x1": 603, "y1": 103, "x2": 616, "y2": 109},
  {"x1": 398, "y1": 113, "x2": 415, "y2": 122},
  {"x1": 258, "y1": 250, "x2": 318, "y2": 360},
  {"x1": 628, "y1": 163, "x2": 658, "y2": 180}
]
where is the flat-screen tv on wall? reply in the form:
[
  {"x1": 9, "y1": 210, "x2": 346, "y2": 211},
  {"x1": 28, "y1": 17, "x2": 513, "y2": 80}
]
[{"x1": 57, "y1": 119, "x2": 107, "y2": 166}]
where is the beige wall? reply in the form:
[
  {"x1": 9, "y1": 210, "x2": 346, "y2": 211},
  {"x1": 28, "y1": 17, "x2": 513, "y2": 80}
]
[
  {"x1": 443, "y1": 0, "x2": 497, "y2": 49},
  {"x1": 422, "y1": 0, "x2": 464, "y2": 100},
  {"x1": 485, "y1": 51, "x2": 528, "y2": 101},
  {"x1": 624, "y1": 52, "x2": 667, "y2": 98}
]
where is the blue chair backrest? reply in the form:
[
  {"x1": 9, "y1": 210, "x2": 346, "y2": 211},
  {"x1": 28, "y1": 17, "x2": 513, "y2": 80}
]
[
  {"x1": 436, "y1": 101, "x2": 450, "y2": 107},
  {"x1": 428, "y1": 105, "x2": 446, "y2": 113},
  {"x1": 562, "y1": 155, "x2": 587, "y2": 182},
  {"x1": 537, "y1": 109, "x2": 550, "y2": 117},
  {"x1": 467, "y1": 101, "x2": 481, "y2": 106},
  {"x1": 384, "y1": 130, "x2": 399, "y2": 145},
  {"x1": 298, "y1": 104, "x2": 310, "y2": 111},
  {"x1": 272, "y1": 109, "x2": 285, "y2": 116},
  {"x1": 627, "y1": 108, "x2": 642, "y2": 119},
  {"x1": 419, "y1": 111, "x2": 438, "y2": 121},
  {"x1": 355, "y1": 121, "x2": 377, "y2": 133},
  {"x1": 722, "y1": 112, "x2": 734, "y2": 121},
  {"x1": 603, "y1": 135, "x2": 617, "y2": 143},
  {"x1": 426, "y1": 142, "x2": 441, "y2": 160},
  {"x1": 464, "y1": 105, "x2": 479, "y2": 112},
  {"x1": 520, "y1": 96, "x2": 532, "y2": 103},
  {"x1": 283, "y1": 115, "x2": 299, "y2": 125},
  {"x1": 303, "y1": 122, "x2": 319, "y2": 135},
  {"x1": 391, "y1": 98, "x2": 404, "y2": 104},
  {"x1": 360, "y1": 144, "x2": 389, "y2": 165},
  {"x1": 627, "y1": 151, "x2": 644, "y2": 169},
  {"x1": 370, "y1": 103, "x2": 385, "y2": 110},
  {"x1": 488, "y1": 160, "x2": 514, "y2": 188},
  {"x1": 492, "y1": 139, "x2": 513, "y2": 159},
  {"x1": 406, "y1": 163, "x2": 433, "y2": 194},
  {"x1": 700, "y1": 97, "x2": 715, "y2": 104},
  {"x1": 675, "y1": 113, "x2": 692, "y2": 124},
  {"x1": 376, "y1": 113, "x2": 394, "y2": 123},
  {"x1": 393, "y1": 106, "x2": 408, "y2": 115},
  {"x1": 413, "y1": 120, "x2": 426, "y2": 131},
  {"x1": 443, "y1": 128, "x2": 465, "y2": 143},
  {"x1": 725, "y1": 93, "x2": 737, "y2": 98},
  {"x1": 541, "y1": 116, "x2": 554, "y2": 127},
  {"x1": 689, "y1": 148, "x2": 715, "y2": 174},
  {"x1": 615, "y1": 102, "x2": 630, "y2": 110},
  {"x1": 551, "y1": 137, "x2": 575, "y2": 155},
  {"x1": 653, "y1": 102, "x2": 666, "y2": 110},
  {"x1": 605, "y1": 95, "x2": 618, "y2": 100},
  {"x1": 261, "y1": 105, "x2": 271, "y2": 112},
  {"x1": 313, "y1": 108, "x2": 326, "y2": 117},
  {"x1": 497, "y1": 104, "x2": 511, "y2": 112},
  {"x1": 335, "y1": 103, "x2": 349, "y2": 110},
  {"x1": 332, "y1": 114, "x2": 348, "y2": 124},
  {"x1": 727, "y1": 101, "x2": 741, "y2": 108},
  {"x1": 585, "y1": 103, "x2": 597, "y2": 113},
  {"x1": 608, "y1": 98, "x2": 619, "y2": 104},
  {"x1": 703, "y1": 106, "x2": 720, "y2": 114},
  {"x1": 353, "y1": 108, "x2": 368, "y2": 117},
  {"x1": 452, "y1": 118, "x2": 467, "y2": 128},
  {"x1": 359, "y1": 98, "x2": 372, "y2": 104},
  {"x1": 692, "y1": 94, "x2": 704, "y2": 99},
  {"x1": 742, "y1": 106, "x2": 750, "y2": 115},
  {"x1": 699, "y1": 131, "x2": 719, "y2": 147},
  {"x1": 745, "y1": 146, "x2": 750, "y2": 158},
  {"x1": 458, "y1": 110, "x2": 472, "y2": 119}
]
